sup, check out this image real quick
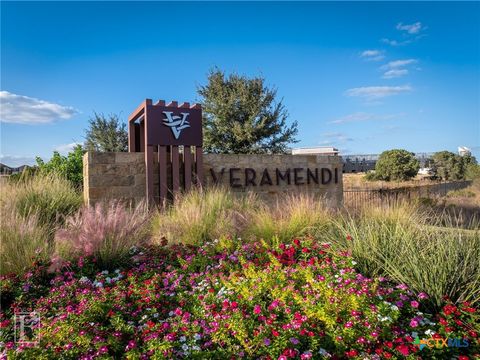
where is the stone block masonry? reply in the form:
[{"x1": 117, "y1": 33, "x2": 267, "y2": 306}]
[{"x1": 84, "y1": 152, "x2": 343, "y2": 206}]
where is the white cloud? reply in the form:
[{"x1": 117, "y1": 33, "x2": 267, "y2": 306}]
[
  {"x1": 381, "y1": 59, "x2": 417, "y2": 79},
  {"x1": 383, "y1": 59, "x2": 418, "y2": 69},
  {"x1": 54, "y1": 142, "x2": 83, "y2": 154},
  {"x1": 360, "y1": 49, "x2": 385, "y2": 61},
  {"x1": 0, "y1": 91, "x2": 79, "y2": 124},
  {"x1": 396, "y1": 22, "x2": 425, "y2": 34},
  {"x1": 382, "y1": 69, "x2": 409, "y2": 79},
  {"x1": 0, "y1": 154, "x2": 36, "y2": 167},
  {"x1": 320, "y1": 132, "x2": 354, "y2": 144},
  {"x1": 330, "y1": 112, "x2": 400, "y2": 124},
  {"x1": 345, "y1": 85, "x2": 412, "y2": 100},
  {"x1": 381, "y1": 38, "x2": 411, "y2": 47}
]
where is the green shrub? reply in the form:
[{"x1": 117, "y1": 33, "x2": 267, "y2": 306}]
[{"x1": 36, "y1": 144, "x2": 85, "y2": 189}]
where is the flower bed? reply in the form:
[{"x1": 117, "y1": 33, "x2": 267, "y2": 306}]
[{"x1": 1, "y1": 237, "x2": 478, "y2": 359}]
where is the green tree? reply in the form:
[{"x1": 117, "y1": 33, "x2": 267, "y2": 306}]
[
  {"x1": 431, "y1": 151, "x2": 469, "y2": 180},
  {"x1": 198, "y1": 68, "x2": 298, "y2": 154},
  {"x1": 372, "y1": 149, "x2": 420, "y2": 181},
  {"x1": 36, "y1": 145, "x2": 85, "y2": 188},
  {"x1": 85, "y1": 113, "x2": 128, "y2": 152}
]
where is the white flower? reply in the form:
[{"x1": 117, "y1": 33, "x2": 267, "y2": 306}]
[
  {"x1": 180, "y1": 336, "x2": 186, "y2": 342},
  {"x1": 390, "y1": 305, "x2": 399, "y2": 311},
  {"x1": 194, "y1": 333, "x2": 201, "y2": 340},
  {"x1": 182, "y1": 344, "x2": 189, "y2": 351},
  {"x1": 351, "y1": 261, "x2": 357, "y2": 265},
  {"x1": 169, "y1": 311, "x2": 174, "y2": 317},
  {"x1": 79, "y1": 276, "x2": 91, "y2": 283},
  {"x1": 425, "y1": 329, "x2": 435, "y2": 336},
  {"x1": 101, "y1": 270, "x2": 109, "y2": 275},
  {"x1": 319, "y1": 348, "x2": 331, "y2": 358},
  {"x1": 411, "y1": 332, "x2": 418, "y2": 338},
  {"x1": 192, "y1": 345, "x2": 200, "y2": 351}
]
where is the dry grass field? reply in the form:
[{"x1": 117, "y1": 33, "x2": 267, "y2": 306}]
[{"x1": 343, "y1": 172, "x2": 435, "y2": 190}]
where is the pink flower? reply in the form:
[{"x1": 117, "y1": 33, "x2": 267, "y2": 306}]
[
  {"x1": 409, "y1": 319, "x2": 419, "y2": 328},
  {"x1": 301, "y1": 352, "x2": 312, "y2": 359},
  {"x1": 174, "y1": 308, "x2": 183, "y2": 316},
  {"x1": 254, "y1": 305, "x2": 262, "y2": 315},
  {"x1": 125, "y1": 340, "x2": 136, "y2": 351},
  {"x1": 410, "y1": 300, "x2": 419, "y2": 308},
  {"x1": 418, "y1": 292, "x2": 429, "y2": 300},
  {"x1": 344, "y1": 321, "x2": 353, "y2": 328}
]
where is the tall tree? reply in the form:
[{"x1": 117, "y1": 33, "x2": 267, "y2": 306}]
[
  {"x1": 371, "y1": 149, "x2": 420, "y2": 181},
  {"x1": 431, "y1": 151, "x2": 471, "y2": 180},
  {"x1": 198, "y1": 69, "x2": 298, "y2": 154},
  {"x1": 85, "y1": 113, "x2": 128, "y2": 152}
]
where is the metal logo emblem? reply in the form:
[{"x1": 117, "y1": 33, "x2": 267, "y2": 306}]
[{"x1": 162, "y1": 111, "x2": 190, "y2": 139}]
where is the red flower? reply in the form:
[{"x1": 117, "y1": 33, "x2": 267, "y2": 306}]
[
  {"x1": 272, "y1": 329, "x2": 280, "y2": 337},
  {"x1": 254, "y1": 305, "x2": 262, "y2": 315},
  {"x1": 346, "y1": 234, "x2": 352, "y2": 241},
  {"x1": 345, "y1": 349, "x2": 358, "y2": 357},
  {"x1": 293, "y1": 239, "x2": 301, "y2": 247},
  {"x1": 439, "y1": 317, "x2": 448, "y2": 326},
  {"x1": 396, "y1": 344, "x2": 410, "y2": 356},
  {"x1": 146, "y1": 320, "x2": 155, "y2": 328},
  {"x1": 458, "y1": 356, "x2": 469, "y2": 360},
  {"x1": 443, "y1": 304, "x2": 457, "y2": 315}
]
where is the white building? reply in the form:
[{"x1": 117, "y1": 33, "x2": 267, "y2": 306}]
[
  {"x1": 291, "y1": 146, "x2": 339, "y2": 156},
  {"x1": 458, "y1": 146, "x2": 471, "y2": 157}
]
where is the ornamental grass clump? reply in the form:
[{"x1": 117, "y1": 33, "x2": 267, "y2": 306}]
[
  {"x1": 329, "y1": 203, "x2": 480, "y2": 309},
  {"x1": 0, "y1": 173, "x2": 82, "y2": 228},
  {"x1": 0, "y1": 210, "x2": 50, "y2": 275},
  {"x1": 246, "y1": 193, "x2": 335, "y2": 243},
  {"x1": 51, "y1": 201, "x2": 150, "y2": 271},
  {"x1": 151, "y1": 187, "x2": 258, "y2": 245}
]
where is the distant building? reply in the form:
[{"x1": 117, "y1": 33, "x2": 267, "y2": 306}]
[
  {"x1": 0, "y1": 163, "x2": 30, "y2": 175},
  {"x1": 418, "y1": 167, "x2": 434, "y2": 176},
  {"x1": 291, "y1": 146, "x2": 339, "y2": 156}
]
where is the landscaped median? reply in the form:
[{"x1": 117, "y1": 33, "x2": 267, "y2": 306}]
[
  {"x1": 1, "y1": 237, "x2": 478, "y2": 359},
  {"x1": 0, "y1": 177, "x2": 479, "y2": 359}
]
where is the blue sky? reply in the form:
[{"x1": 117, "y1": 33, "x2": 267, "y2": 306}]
[{"x1": 1, "y1": 1, "x2": 479, "y2": 167}]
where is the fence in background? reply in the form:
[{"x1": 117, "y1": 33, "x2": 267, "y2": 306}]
[{"x1": 343, "y1": 180, "x2": 472, "y2": 209}]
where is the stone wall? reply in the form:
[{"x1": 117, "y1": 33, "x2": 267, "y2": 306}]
[{"x1": 84, "y1": 152, "x2": 343, "y2": 206}]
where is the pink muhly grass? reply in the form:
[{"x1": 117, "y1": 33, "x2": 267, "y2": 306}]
[{"x1": 50, "y1": 201, "x2": 150, "y2": 270}]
